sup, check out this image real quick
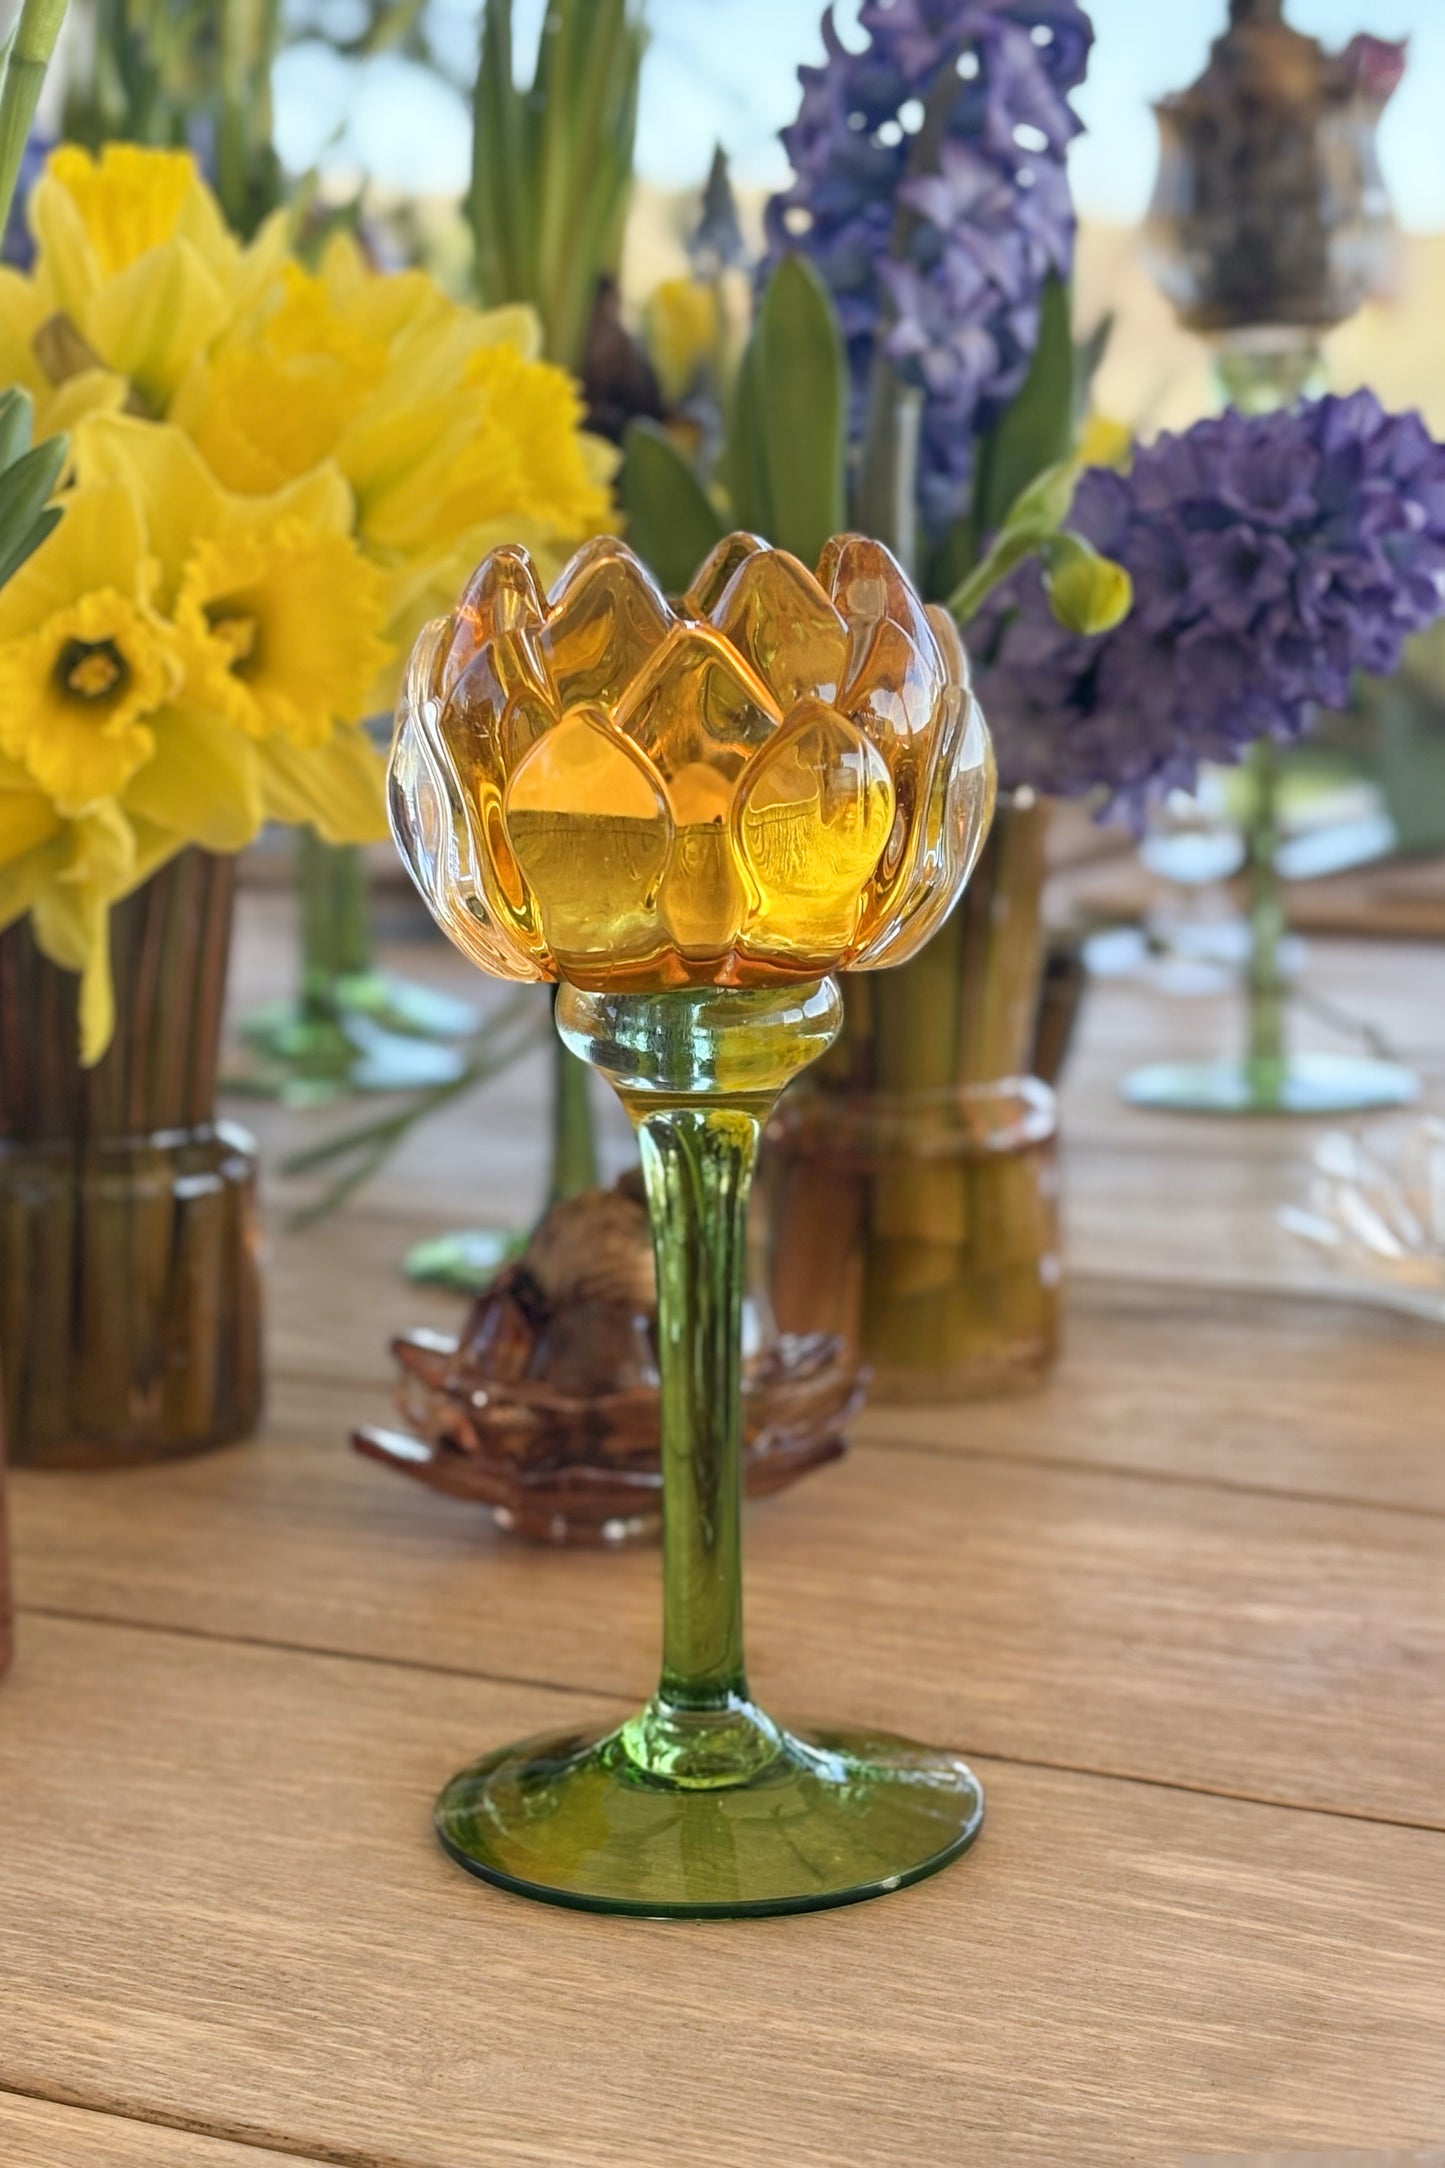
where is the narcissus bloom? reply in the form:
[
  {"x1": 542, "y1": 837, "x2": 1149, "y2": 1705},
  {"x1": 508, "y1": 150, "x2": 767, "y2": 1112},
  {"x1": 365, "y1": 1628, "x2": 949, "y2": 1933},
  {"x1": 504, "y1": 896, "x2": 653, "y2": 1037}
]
[{"x1": 390, "y1": 533, "x2": 995, "y2": 992}]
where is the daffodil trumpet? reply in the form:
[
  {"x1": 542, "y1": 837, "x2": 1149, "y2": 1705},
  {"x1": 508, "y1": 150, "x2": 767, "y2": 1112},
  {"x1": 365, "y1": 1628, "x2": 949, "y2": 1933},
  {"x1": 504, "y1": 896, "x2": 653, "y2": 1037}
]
[{"x1": 391, "y1": 531, "x2": 993, "y2": 1917}]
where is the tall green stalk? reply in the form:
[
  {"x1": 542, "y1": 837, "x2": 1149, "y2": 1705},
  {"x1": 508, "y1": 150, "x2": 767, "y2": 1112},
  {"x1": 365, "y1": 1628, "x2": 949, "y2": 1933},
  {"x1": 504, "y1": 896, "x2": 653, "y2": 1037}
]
[
  {"x1": 0, "y1": 0, "x2": 68, "y2": 229},
  {"x1": 469, "y1": 0, "x2": 646, "y2": 1193},
  {"x1": 469, "y1": 0, "x2": 645, "y2": 374}
]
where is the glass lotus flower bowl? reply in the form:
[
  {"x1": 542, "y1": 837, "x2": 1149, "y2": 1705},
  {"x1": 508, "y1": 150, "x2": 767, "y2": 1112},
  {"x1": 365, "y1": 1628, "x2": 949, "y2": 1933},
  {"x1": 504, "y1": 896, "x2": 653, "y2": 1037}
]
[{"x1": 389, "y1": 531, "x2": 995, "y2": 1917}]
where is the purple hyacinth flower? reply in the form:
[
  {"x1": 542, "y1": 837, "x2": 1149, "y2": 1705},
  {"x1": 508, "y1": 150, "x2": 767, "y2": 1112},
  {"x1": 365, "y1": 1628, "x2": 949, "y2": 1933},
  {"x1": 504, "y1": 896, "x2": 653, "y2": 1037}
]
[
  {"x1": 765, "y1": 0, "x2": 1094, "y2": 539},
  {"x1": 973, "y1": 393, "x2": 1445, "y2": 823}
]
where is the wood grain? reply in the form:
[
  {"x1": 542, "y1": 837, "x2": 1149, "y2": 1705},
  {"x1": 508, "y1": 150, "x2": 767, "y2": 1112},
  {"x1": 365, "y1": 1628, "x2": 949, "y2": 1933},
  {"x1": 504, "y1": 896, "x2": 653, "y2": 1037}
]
[
  {"x1": 14, "y1": 1370, "x2": 1445, "y2": 1826},
  {"x1": 0, "y1": 2092, "x2": 331, "y2": 2167},
  {"x1": 2, "y1": 1615, "x2": 1443, "y2": 2168},
  {"x1": 2, "y1": 888, "x2": 1440, "y2": 2163},
  {"x1": 253, "y1": 1212, "x2": 1445, "y2": 1514}
]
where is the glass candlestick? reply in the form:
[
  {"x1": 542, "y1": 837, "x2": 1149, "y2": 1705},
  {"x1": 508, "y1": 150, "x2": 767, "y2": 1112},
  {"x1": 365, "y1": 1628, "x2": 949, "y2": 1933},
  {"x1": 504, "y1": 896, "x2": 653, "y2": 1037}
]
[
  {"x1": 1133, "y1": 5, "x2": 1410, "y2": 1119},
  {"x1": 1123, "y1": 338, "x2": 1417, "y2": 1118},
  {"x1": 388, "y1": 529, "x2": 995, "y2": 1914}
]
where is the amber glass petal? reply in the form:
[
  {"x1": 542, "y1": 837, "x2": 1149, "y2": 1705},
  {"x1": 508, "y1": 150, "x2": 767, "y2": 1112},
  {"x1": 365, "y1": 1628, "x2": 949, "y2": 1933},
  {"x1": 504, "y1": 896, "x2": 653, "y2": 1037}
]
[
  {"x1": 442, "y1": 545, "x2": 550, "y2": 696},
  {"x1": 437, "y1": 647, "x2": 556, "y2": 964},
  {"x1": 681, "y1": 532, "x2": 769, "y2": 619},
  {"x1": 388, "y1": 621, "x2": 547, "y2": 982},
  {"x1": 710, "y1": 548, "x2": 851, "y2": 711},
  {"x1": 540, "y1": 537, "x2": 674, "y2": 713},
  {"x1": 503, "y1": 707, "x2": 673, "y2": 983},
  {"x1": 614, "y1": 623, "x2": 785, "y2": 969},
  {"x1": 735, "y1": 699, "x2": 894, "y2": 962},
  {"x1": 615, "y1": 622, "x2": 782, "y2": 781},
  {"x1": 851, "y1": 690, "x2": 996, "y2": 971}
]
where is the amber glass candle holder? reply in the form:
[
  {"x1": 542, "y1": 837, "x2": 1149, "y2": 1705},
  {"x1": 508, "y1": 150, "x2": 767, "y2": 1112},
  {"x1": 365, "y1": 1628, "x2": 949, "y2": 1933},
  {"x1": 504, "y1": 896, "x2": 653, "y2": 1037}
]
[{"x1": 388, "y1": 532, "x2": 994, "y2": 1916}]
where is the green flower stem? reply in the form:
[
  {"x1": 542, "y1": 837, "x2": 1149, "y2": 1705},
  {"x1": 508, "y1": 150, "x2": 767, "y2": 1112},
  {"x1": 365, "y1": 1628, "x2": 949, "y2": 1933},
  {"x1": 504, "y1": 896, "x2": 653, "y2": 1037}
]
[
  {"x1": 299, "y1": 830, "x2": 373, "y2": 1008},
  {"x1": 0, "y1": 0, "x2": 67, "y2": 234},
  {"x1": 217, "y1": 0, "x2": 279, "y2": 232},
  {"x1": 1245, "y1": 739, "x2": 1287, "y2": 1072},
  {"x1": 548, "y1": 1026, "x2": 598, "y2": 1201}
]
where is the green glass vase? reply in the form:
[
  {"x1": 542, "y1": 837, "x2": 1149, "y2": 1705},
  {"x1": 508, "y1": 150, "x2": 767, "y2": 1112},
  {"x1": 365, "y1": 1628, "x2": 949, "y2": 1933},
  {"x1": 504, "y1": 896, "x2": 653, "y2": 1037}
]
[{"x1": 434, "y1": 981, "x2": 984, "y2": 1916}]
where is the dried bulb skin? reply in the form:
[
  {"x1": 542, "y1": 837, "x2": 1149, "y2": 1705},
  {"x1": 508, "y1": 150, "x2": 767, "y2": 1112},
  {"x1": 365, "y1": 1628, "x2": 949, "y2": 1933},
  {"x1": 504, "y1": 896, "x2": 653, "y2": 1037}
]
[{"x1": 389, "y1": 533, "x2": 995, "y2": 990}]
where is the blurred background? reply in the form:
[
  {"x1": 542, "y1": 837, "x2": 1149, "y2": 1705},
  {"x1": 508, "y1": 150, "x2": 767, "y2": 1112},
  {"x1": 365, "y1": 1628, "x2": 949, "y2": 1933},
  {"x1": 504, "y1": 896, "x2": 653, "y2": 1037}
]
[{"x1": 254, "y1": 0, "x2": 1445, "y2": 433}]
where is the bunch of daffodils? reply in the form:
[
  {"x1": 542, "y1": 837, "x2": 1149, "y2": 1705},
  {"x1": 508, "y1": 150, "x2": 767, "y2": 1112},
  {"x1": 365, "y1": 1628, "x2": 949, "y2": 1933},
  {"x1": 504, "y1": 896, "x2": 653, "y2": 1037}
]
[{"x1": 0, "y1": 144, "x2": 614, "y2": 1059}]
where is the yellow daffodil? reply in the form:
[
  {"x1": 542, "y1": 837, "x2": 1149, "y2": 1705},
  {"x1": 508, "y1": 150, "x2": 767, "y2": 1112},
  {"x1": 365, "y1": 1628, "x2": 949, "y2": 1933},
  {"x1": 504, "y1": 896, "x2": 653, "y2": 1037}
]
[
  {"x1": 644, "y1": 276, "x2": 723, "y2": 403},
  {"x1": 28, "y1": 143, "x2": 287, "y2": 413},
  {"x1": 74, "y1": 415, "x2": 391, "y2": 842},
  {"x1": 0, "y1": 482, "x2": 181, "y2": 811},
  {"x1": 171, "y1": 231, "x2": 614, "y2": 692},
  {"x1": 0, "y1": 146, "x2": 615, "y2": 1064}
]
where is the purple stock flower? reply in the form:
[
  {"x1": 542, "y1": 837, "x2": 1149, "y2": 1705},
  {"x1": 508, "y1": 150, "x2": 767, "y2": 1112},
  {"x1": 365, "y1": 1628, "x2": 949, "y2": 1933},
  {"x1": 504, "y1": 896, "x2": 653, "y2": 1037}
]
[
  {"x1": 765, "y1": 0, "x2": 1093, "y2": 537},
  {"x1": 974, "y1": 392, "x2": 1445, "y2": 823}
]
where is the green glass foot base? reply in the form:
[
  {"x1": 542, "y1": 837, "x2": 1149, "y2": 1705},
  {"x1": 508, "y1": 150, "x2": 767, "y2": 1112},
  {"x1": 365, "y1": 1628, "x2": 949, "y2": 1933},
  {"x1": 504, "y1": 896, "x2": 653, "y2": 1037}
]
[
  {"x1": 435, "y1": 1711, "x2": 984, "y2": 1918},
  {"x1": 1122, "y1": 1053, "x2": 1420, "y2": 1116},
  {"x1": 403, "y1": 1226, "x2": 527, "y2": 1292}
]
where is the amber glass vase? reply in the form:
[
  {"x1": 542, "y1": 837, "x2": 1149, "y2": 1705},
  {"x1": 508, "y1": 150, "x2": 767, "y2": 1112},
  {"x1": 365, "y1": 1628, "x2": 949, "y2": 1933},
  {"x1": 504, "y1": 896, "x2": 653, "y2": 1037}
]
[
  {"x1": 0, "y1": 851, "x2": 263, "y2": 1467},
  {"x1": 767, "y1": 792, "x2": 1060, "y2": 1400}
]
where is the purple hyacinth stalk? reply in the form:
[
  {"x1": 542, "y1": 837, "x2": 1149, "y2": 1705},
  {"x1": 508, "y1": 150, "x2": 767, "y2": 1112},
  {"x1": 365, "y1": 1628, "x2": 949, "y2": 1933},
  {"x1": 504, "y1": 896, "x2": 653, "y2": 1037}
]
[
  {"x1": 765, "y1": 0, "x2": 1093, "y2": 538},
  {"x1": 975, "y1": 391, "x2": 1445, "y2": 822}
]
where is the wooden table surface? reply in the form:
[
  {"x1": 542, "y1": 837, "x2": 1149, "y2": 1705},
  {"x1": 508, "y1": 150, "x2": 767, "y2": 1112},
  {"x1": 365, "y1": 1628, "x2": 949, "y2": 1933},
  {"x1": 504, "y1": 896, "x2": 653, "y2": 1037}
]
[{"x1": 3, "y1": 890, "x2": 1443, "y2": 2168}]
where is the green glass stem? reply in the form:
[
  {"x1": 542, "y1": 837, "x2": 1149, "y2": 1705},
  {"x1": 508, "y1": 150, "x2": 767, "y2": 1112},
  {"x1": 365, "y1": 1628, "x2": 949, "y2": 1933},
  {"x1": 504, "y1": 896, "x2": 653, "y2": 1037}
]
[
  {"x1": 1245, "y1": 741, "x2": 1287, "y2": 1071},
  {"x1": 559, "y1": 979, "x2": 841, "y2": 1787},
  {"x1": 633, "y1": 1101, "x2": 754, "y2": 1740}
]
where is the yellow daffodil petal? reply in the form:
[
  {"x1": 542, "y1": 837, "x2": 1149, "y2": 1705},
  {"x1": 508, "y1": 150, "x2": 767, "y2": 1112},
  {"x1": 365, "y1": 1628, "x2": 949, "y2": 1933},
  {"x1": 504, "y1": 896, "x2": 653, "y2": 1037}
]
[
  {"x1": 82, "y1": 239, "x2": 230, "y2": 409},
  {"x1": 122, "y1": 705, "x2": 264, "y2": 852},
  {"x1": 77, "y1": 414, "x2": 356, "y2": 605},
  {"x1": 74, "y1": 414, "x2": 226, "y2": 601},
  {"x1": 42, "y1": 145, "x2": 199, "y2": 281},
  {"x1": 644, "y1": 277, "x2": 721, "y2": 403},
  {"x1": 0, "y1": 268, "x2": 47, "y2": 395},
  {"x1": 257, "y1": 726, "x2": 389, "y2": 844},
  {"x1": 29, "y1": 799, "x2": 143, "y2": 1064},
  {"x1": 37, "y1": 367, "x2": 130, "y2": 444},
  {"x1": 0, "y1": 777, "x2": 62, "y2": 862},
  {"x1": 0, "y1": 481, "x2": 149, "y2": 641}
]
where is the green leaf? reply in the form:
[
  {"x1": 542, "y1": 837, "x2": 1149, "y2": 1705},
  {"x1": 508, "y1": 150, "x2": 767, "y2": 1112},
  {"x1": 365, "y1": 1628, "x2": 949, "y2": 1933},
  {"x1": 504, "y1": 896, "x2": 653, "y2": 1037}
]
[
  {"x1": 745, "y1": 254, "x2": 847, "y2": 566},
  {"x1": 0, "y1": 498, "x2": 60, "y2": 588},
  {"x1": 999, "y1": 457, "x2": 1078, "y2": 540},
  {"x1": 0, "y1": 433, "x2": 66, "y2": 584},
  {"x1": 1073, "y1": 309, "x2": 1114, "y2": 425},
  {"x1": 619, "y1": 420, "x2": 726, "y2": 596},
  {"x1": 0, "y1": 385, "x2": 33, "y2": 474},
  {"x1": 721, "y1": 330, "x2": 772, "y2": 539},
  {"x1": 970, "y1": 275, "x2": 1076, "y2": 544}
]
